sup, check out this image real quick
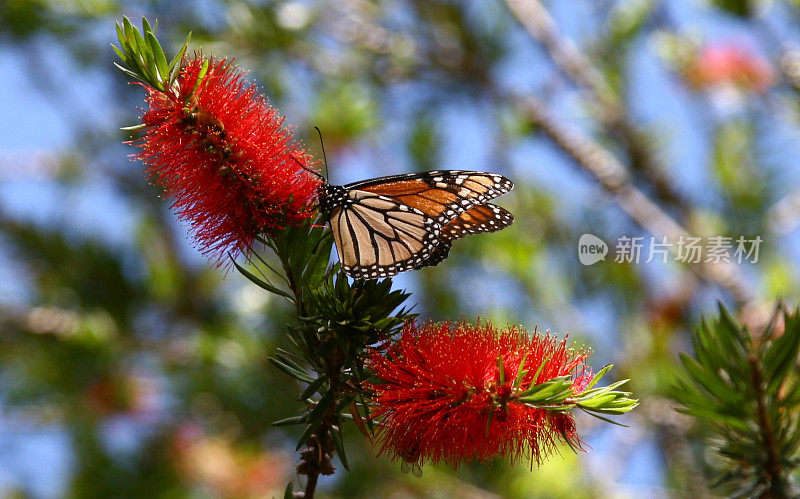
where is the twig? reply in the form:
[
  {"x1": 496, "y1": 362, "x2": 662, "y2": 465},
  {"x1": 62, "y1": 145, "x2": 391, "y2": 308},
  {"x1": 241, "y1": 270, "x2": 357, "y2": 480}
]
[
  {"x1": 505, "y1": 0, "x2": 614, "y2": 107},
  {"x1": 748, "y1": 355, "x2": 787, "y2": 495},
  {"x1": 504, "y1": 0, "x2": 690, "y2": 214},
  {"x1": 516, "y1": 94, "x2": 754, "y2": 306}
]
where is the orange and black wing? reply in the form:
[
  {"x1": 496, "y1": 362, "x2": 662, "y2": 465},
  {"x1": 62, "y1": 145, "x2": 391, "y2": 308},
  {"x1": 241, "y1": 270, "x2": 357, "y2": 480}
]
[
  {"x1": 347, "y1": 171, "x2": 513, "y2": 225},
  {"x1": 420, "y1": 203, "x2": 514, "y2": 268},
  {"x1": 324, "y1": 171, "x2": 513, "y2": 280}
]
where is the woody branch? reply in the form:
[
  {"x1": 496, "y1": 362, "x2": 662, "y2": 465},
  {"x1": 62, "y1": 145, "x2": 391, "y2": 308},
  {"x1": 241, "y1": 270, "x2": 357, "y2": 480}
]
[{"x1": 504, "y1": 0, "x2": 691, "y2": 215}]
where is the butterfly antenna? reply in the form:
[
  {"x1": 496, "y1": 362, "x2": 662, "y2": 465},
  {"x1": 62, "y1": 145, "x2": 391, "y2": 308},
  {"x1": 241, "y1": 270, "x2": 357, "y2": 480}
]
[
  {"x1": 314, "y1": 126, "x2": 329, "y2": 179},
  {"x1": 292, "y1": 155, "x2": 325, "y2": 181}
]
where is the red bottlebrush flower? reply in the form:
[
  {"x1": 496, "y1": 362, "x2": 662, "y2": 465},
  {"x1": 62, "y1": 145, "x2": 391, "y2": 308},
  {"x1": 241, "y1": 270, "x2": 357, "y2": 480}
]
[
  {"x1": 366, "y1": 321, "x2": 593, "y2": 469},
  {"x1": 684, "y1": 44, "x2": 774, "y2": 93},
  {"x1": 133, "y1": 56, "x2": 322, "y2": 262}
]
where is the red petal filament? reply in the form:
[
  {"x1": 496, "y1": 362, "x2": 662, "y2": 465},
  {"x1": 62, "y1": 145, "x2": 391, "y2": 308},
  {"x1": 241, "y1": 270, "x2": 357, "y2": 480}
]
[
  {"x1": 367, "y1": 321, "x2": 593, "y2": 468},
  {"x1": 133, "y1": 56, "x2": 322, "y2": 262}
]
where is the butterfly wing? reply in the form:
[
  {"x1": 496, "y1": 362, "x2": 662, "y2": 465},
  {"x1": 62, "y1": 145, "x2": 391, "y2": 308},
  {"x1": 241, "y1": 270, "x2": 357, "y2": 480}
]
[
  {"x1": 440, "y1": 203, "x2": 515, "y2": 238},
  {"x1": 329, "y1": 190, "x2": 441, "y2": 279},
  {"x1": 325, "y1": 171, "x2": 514, "y2": 280},
  {"x1": 420, "y1": 203, "x2": 515, "y2": 268},
  {"x1": 348, "y1": 171, "x2": 513, "y2": 225}
]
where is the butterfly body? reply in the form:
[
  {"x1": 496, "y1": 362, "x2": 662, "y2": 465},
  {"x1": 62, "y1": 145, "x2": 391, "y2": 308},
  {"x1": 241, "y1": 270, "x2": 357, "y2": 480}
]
[{"x1": 317, "y1": 170, "x2": 514, "y2": 279}]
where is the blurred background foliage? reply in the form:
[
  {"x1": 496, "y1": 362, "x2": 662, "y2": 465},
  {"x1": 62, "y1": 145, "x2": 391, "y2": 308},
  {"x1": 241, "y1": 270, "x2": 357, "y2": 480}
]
[{"x1": 1, "y1": 0, "x2": 800, "y2": 497}]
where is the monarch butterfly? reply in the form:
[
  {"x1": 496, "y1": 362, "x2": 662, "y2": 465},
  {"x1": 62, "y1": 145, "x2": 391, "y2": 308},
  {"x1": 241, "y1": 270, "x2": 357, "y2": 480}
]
[{"x1": 314, "y1": 170, "x2": 515, "y2": 279}]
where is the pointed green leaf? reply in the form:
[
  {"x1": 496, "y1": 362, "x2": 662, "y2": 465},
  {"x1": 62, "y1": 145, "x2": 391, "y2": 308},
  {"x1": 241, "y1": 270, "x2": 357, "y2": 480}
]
[
  {"x1": 233, "y1": 259, "x2": 294, "y2": 300},
  {"x1": 583, "y1": 364, "x2": 613, "y2": 392},
  {"x1": 269, "y1": 357, "x2": 314, "y2": 383},
  {"x1": 579, "y1": 408, "x2": 630, "y2": 427},
  {"x1": 332, "y1": 424, "x2": 350, "y2": 471},
  {"x1": 512, "y1": 353, "x2": 541, "y2": 388},
  {"x1": 300, "y1": 375, "x2": 329, "y2": 400},
  {"x1": 112, "y1": 62, "x2": 140, "y2": 80},
  {"x1": 497, "y1": 356, "x2": 505, "y2": 385},
  {"x1": 529, "y1": 353, "x2": 552, "y2": 385},
  {"x1": 273, "y1": 415, "x2": 307, "y2": 426},
  {"x1": 168, "y1": 32, "x2": 191, "y2": 75},
  {"x1": 764, "y1": 312, "x2": 800, "y2": 394},
  {"x1": 295, "y1": 424, "x2": 316, "y2": 451},
  {"x1": 146, "y1": 30, "x2": 169, "y2": 86}
]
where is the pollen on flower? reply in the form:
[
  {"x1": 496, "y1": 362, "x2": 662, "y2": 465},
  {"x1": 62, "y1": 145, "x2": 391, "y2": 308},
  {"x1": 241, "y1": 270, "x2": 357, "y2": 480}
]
[
  {"x1": 132, "y1": 55, "x2": 322, "y2": 262},
  {"x1": 366, "y1": 321, "x2": 593, "y2": 469}
]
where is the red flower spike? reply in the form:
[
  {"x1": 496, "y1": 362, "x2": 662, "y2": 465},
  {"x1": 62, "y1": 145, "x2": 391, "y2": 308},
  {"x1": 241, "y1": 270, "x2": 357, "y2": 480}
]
[
  {"x1": 366, "y1": 321, "x2": 593, "y2": 469},
  {"x1": 133, "y1": 56, "x2": 322, "y2": 262}
]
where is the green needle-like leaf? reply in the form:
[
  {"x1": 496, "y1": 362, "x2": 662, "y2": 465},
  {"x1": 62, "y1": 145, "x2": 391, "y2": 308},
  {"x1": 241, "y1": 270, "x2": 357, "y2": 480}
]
[
  {"x1": 582, "y1": 364, "x2": 613, "y2": 392},
  {"x1": 674, "y1": 303, "x2": 800, "y2": 494},
  {"x1": 233, "y1": 259, "x2": 294, "y2": 301},
  {"x1": 273, "y1": 415, "x2": 308, "y2": 427},
  {"x1": 497, "y1": 356, "x2": 505, "y2": 385},
  {"x1": 332, "y1": 425, "x2": 350, "y2": 471},
  {"x1": 300, "y1": 375, "x2": 329, "y2": 401},
  {"x1": 512, "y1": 353, "x2": 529, "y2": 388},
  {"x1": 113, "y1": 16, "x2": 191, "y2": 91},
  {"x1": 269, "y1": 357, "x2": 315, "y2": 383}
]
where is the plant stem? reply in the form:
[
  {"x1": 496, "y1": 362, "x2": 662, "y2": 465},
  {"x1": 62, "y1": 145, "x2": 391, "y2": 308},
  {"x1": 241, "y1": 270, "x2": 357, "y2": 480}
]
[
  {"x1": 749, "y1": 355, "x2": 787, "y2": 496},
  {"x1": 304, "y1": 472, "x2": 319, "y2": 498},
  {"x1": 272, "y1": 235, "x2": 339, "y2": 498}
]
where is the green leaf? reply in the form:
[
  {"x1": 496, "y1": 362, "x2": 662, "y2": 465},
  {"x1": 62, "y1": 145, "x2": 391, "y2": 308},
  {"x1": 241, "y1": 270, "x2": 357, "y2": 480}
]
[
  {"x1": 512, "y1": 353, "x2": 529, "y2": 388},
  {"x1": 577, "y1": 393, "x2": 619, "y2": 409},
  {"x1": 295, "y1": 424, "x2": 316, "y2": 451},
  {"x1": 110, "y1": 44, "x2": 127, "y2": 65},
  {"x1": 168, "y1": 32, "x2": 191, "y2": 75},
  {"x1": 112, "y1": 62, "x2": 139, "y2": 80},
  {"x1": 302, "y1": 230, "x2": 333, "y2": 286},
  {"x1": 679, "y1": 353, "x2": 735, "y2": 399},
  {"x1": 497, "y1": 356, "x2": 505, "y2": 385},
  {"x1": 189, "y1": 58, "x2": 210, "y2": 100},
  {"x1": 332, "y1": 424, "x2": 350, "y2": 471},
  {"x1": 518, "y1": 375, "x2": 572, "y2": 399},
  {"x1": 764, "y1": 312, "x2": 800, "y2": 394},
  {"x1": 113, "y1": 16, "x2": 191, "y2": 91},
  {"x1": 273, "y1": 415, "x2": 307, "y2": 427},
  {"x1": 529, "y1": 353, "x2": 553, "y2": 385},
  {"x1": 675, "y1": 406, "x2": 752, "y2": 432},
  {"x1": 304, "y1": 390, "x2": 336, "y2": 436},
  {"x1": 274, "y1": 352, "x2": 311, "y2": 375},
  {"x1": 780, "y1": 369, "x2": 800, "y2": 407},
  {"x1": 232, "y1": 259, "x2": 294, "y2": 301},
  {"x1": 115, "y1": 22, "x2": 125, "y2": 48},
  {"x1": 529, "y1": 378, "x2": 573, "y2": 398},
  {"x1": 269, "y1": 357, "x2": 314, "y2": 383},
  {"x1": 300, "y1": 375, "x2": 329, "y2": 400},
  {"x1": 146, "y1": 29, "x2": 169, "y2": 86},
  {"x1": 523, "y1": 403, "x2": 576, "y2": 411},
  {"x1": 583, "y1": 364, "x2": 613, "y2": 392},
  {"x1": 141, "y1": 17, "x2": 153, "y2": 36},
  {"x1": 579, "y1": 408, "x2": 630, "y2": 427}
]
